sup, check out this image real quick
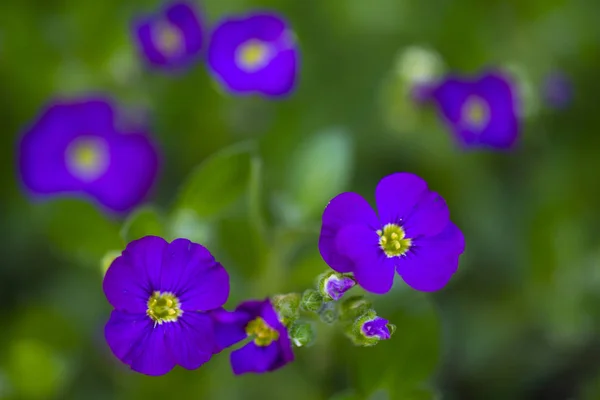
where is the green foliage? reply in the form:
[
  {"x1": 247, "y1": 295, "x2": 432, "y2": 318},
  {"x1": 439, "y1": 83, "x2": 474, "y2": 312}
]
[{"x1": 120, "y1": 206, "x2": 164, "y2": 242}]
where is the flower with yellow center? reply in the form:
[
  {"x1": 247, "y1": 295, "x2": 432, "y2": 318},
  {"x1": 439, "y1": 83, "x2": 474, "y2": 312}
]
[
  {"x1": 377, "y1": 223, "x2": 412, "y2": 258},
  {"x1": 154, "y1": 21, "x2": 184, "y2": 57},
  {"x1": 146, "y1": 291, "x2": 183, "y2": 325},
  {"x1": 462, "y1": 95, "x2": 490, "y2": 129},
  {"x1": 66, "y1": 136, "x2": 109, "y2": 181},
  {"x1": 236, "y1": 39, "x2": 271, "y2": 72}
]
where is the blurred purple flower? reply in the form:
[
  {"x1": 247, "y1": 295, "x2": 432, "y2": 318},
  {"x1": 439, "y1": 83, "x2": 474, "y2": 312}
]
[
  {"x1": 542, "y1": 71, "x2": 573, "y2": 109},
  {"x1": 18, "y1": 96, "x2": 159, "y2": 213},
  {"x1": 208, "y1": 11, "x2": 299, "y2": 97},
  {"x1": 431, "y1": 70, "x2": 520, "y2": 150},
  {"x1": 319, "y1": 172, "x2": 465, "y2": 294},
  {"x1": 133, "y1": 1, "x2": 204, "y2": 71},
  {"x1": 210, "y1": 299, "x2": 294, "y2": 375},
  {"x1": 103, "y1": 236, "x2": 230, "y2": 376}
]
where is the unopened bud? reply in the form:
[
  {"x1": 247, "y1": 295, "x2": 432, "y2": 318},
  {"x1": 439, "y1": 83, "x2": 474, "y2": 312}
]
[
  {"x1": 288, "y1": 320, "x2": 316, "y2": 347},
  {"x1": 300, "y1": 289, "x2": 323, "y2": 313},
  {"x1": 318, "y1": 302, "x2": 339, "y2": 324},
  {"x1": 317, "y1": 271, "x2": 356, "y2": 301},
  {"x1": 345, "y1": 310, "x2": 394, "y2": 347},
  {"x1": 340, "y1": 295, "x2": 372, "y2": 320},
  {"x1": 271, "y1": 293, "x2": 301, "y2": 326}
]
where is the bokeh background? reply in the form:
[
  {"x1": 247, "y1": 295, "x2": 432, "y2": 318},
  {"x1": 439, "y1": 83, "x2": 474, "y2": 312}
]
[{"x1": 2, "y1": 0, "x2": 600, "y2": 399}]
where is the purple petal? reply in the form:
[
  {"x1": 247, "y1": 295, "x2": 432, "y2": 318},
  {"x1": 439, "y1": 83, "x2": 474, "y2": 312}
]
[
  {"x1": 209, "y1": 308, "x2": 252, "y2": 352},
  {"x1": 86, "y1": 132, "x2": 159, "y2": 213},
  {"x1": 396, "y1": 223, "x2": 464, "y2": 292},
  {"x1": 230, "y1": 342, "x2": 280, "y2": 375},
  {"x1": 103, "y1": 254, "x2": 149, "y2": 313},
  {"x1": 166, "y1": 1, "x2": 203, "y2": 56},
  {"x1": 104, "y1": 310, "x2": 152, "y2": 365},
  {"x1": 158, "y1": 238, "x2": 230, "y2": 311},
  {"x1": 319, "y1": 192, "x2": 379, "y2": 273},
  {"x1": 207, "y1": 12, "x2": 298, "y2": 97},
  {"x1": 362, "y1": 317, "x2": 391, "y2": 340},
  {"x1": 403, "y1": 191, "x2": 450, "y2": 239},
  {"x1": 129, "y1": 323, "x2": 176, "y2": 376},
  {"x1": 164, "y1": 312, "x2": 215, "y2": 370},
  {"x1": 336, "y1": 224, "x2": 395, "y2": 294},
  {"x1": 115, "y1": 236, "x2": 168, "y2": 295},
  {"x1": 375, "y1": 173, "x2": 429, "y2": 226}
]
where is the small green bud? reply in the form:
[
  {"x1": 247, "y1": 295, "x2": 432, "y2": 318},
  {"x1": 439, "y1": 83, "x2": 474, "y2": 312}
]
[
  {"x1": 339, "y1": 295, "x2": 372, "y2": 320},
  {"x1": 288, "y1": 320, "x2": 316, "y2": 347},
  {"x1": 271, "y1": 293, "x2": 301, "y2": 326},
  {"x1": 300, "y1": 289, "x2": 323, "y2": 313},
  {"x1": 318, "y1": 302, "x2": 339, "y2": 324}
]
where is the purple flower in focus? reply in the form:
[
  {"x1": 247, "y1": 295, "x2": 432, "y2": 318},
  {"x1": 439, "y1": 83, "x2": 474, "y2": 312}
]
[
  {"x1": 542, "y1": 71, "x2": 573, "y2": 109},
  {"x1": 319, "y1": 172, "x2": 465, "y2": 294},
  {"x1": 18, "y1": 97, "x2": 159, "y2": 213},
  {"x1": 362, "y1": 316, "x2": 391, "y2": 340},
  {"x1": 211, "y1": 299, "x2": 294, "y2": 375},
  {"x1": 431, "y1": 70, "x2": 520, "y2": 150},
  {"x1": 208, "y1": 12, "x2": 299, "y2": 97},
  {"x1": 133, "y1": 1, "x2": 204, "y2": 71},
  {"x1": 103, "y1": 236, "x2": 230, "y2": 376}
]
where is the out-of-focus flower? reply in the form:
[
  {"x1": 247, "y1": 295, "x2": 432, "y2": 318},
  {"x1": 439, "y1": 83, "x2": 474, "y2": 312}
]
[
  {"x1": 18, "y1": 96, "x2": 159, "y2": 213},
  {"x1": 208, "y1": 12, "x2": 299, "y2": 97},
  {"x1": 210, "y1": 299, "x2": 294, "y2": 375},
  {"x1": 132, "y1": 1, "x2": 204, "y2": 71},
  {"x1": 319, "y1": 172, "x2": 465, "y2": 294},
  {"x1": 542, "y1": 71, "x2": 573, "y2": 109},
  {"x1": 103, "y1": 236, "x2": 230, "y2": 376},
  {"x1": 430, "y1": 70, "x2": 520, "y2": 150}
]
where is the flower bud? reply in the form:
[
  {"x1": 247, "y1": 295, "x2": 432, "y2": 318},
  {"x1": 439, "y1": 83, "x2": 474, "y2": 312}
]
[
  {"x1": 300, "y1": 289, "x2": 323, "y2": 313},
  {"x1": 318, "y1": 302, "x2": 339, "y2": 324},
  {"x1": 345, "y1": 310, "x2": 394, "y2": 347},
  {"x1": 271, "y1": 293, "x2": 301, "y2": 326},
  {"x1": 317, "y1": 271, "x2": 356, "y2": 301},
  {"x1": 288, "y1": 320, "x2": 316, "y2": 347},
  {"x1": 339, "y1": 295, "x2": 372, "y2": 321}
]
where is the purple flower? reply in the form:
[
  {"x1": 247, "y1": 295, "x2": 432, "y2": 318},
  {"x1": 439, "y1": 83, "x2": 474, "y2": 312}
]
[
  {"x1": 18, "y1": 97, "x2": 159, "y2": 213},
  {"x1": 542, "y1": 71, "x2": 573, "y2": 109},
  {"x1": 319, "y1": 172, "x2": 465, "y2": 294},
  {"x1": 103, "y1": 236, "x2": 230, "y2": 376},
  {"x1": 431, "y1": 70, "x2": 520, "y2": 150},
  {"x1": 361, "y1": 316, "x2": 391, "y2": 340},
  {"x1": 210, "y1": 299, "x2": 294, "y2": 375},
  {"x1": 132, "y1": 1, "x2": 204, "y2": 71},
  {"x1": 208, "y1": 12, "x2": 299, "y2": 97}
]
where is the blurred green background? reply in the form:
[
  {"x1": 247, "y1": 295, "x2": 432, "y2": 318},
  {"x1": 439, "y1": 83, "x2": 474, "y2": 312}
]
[{"x1": 2, "y1": 0, "x2": 600, "y2": 399}]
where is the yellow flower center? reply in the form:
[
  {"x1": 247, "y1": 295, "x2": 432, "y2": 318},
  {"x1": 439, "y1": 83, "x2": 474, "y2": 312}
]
[
  {"x1": 236, "y1": 40, "x2": 271, "y2": 72},
  {"x1": 146, "y1": 291, "x2": 183, "y2": 325},
  {"x1": 462, "y1": 95, "x2": 490, "y2": 128},
  {"x1": 154, "y1": 21, "x2": 183, "y2": 57},
  {"x1": 377, "y1": 224, "x2": 412, "y2": 258},
  {"x1": 65, "y1": 136, "x2": 109, "y2": 181},
  {"x1": 245, "y1": 317, "x2": 279, "y2": 347}
]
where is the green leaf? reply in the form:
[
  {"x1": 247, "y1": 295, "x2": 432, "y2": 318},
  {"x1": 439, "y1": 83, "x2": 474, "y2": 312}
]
[
  {"x1": 174, "y1": 141, "x2": 255, "y2": 218},
  {"x1": 285, "y1": 127, "x2": 353, "y2": 221},
  {"x1": 41, "y1": 199, "x2": 122, "y2": 263},
  {"x1": 120, "y1": 206, "x2": 164, "y2": 243},
  {"x1": 166, "y1": 208, "x2": 214, "y2": 245}
]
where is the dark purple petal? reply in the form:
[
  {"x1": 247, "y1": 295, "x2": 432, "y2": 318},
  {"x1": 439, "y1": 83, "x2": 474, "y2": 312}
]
[
  {"x1": 209, "y1": 308, "x2": 252, "y2": 352},
  {"x1": 362, "y1": 317, "x2": 391, "y2": 340},
  {"x1": 319, "y1": 192, "x2": 379, "y2": 273},
  {"x1": 104, "y1": 310, "x2": 152, "y2": 366},
  {"x1": 336, "y1": 224, "x2": 395, "y2": 294},
  {"x1": 403, "y1": 191, "x2": 450, "y2": 239},
  {"x1": 375, "y1": 173, "x2": 429, "y2": 226},
  {"x1": 133, "y1": 1, "x2": 204, "y2": 70},
  {"x1": 158, "y1": 238, "x2": 230, "y2": 311},
  {"x1": 207, "y1": 12, "x2": 298, "y2": 97},
  {"x1": 86, "y1": 132, "x2": 159, "y2": 213},
  {"x1": 164, "y1": 312, "x2": 215, "y2": 370},
  {"x1": 103, "y1": 254, "x2": 149, "y2": 313},
  {"x1": 396, "y1": 223, "x2": 464, "y2": 292},
  {"x1": 115, "y1": 236, "x2": 168, "y2": 295},
  {"x1": 230, "y1": 342, "x2": 279, "y2": 375}
]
